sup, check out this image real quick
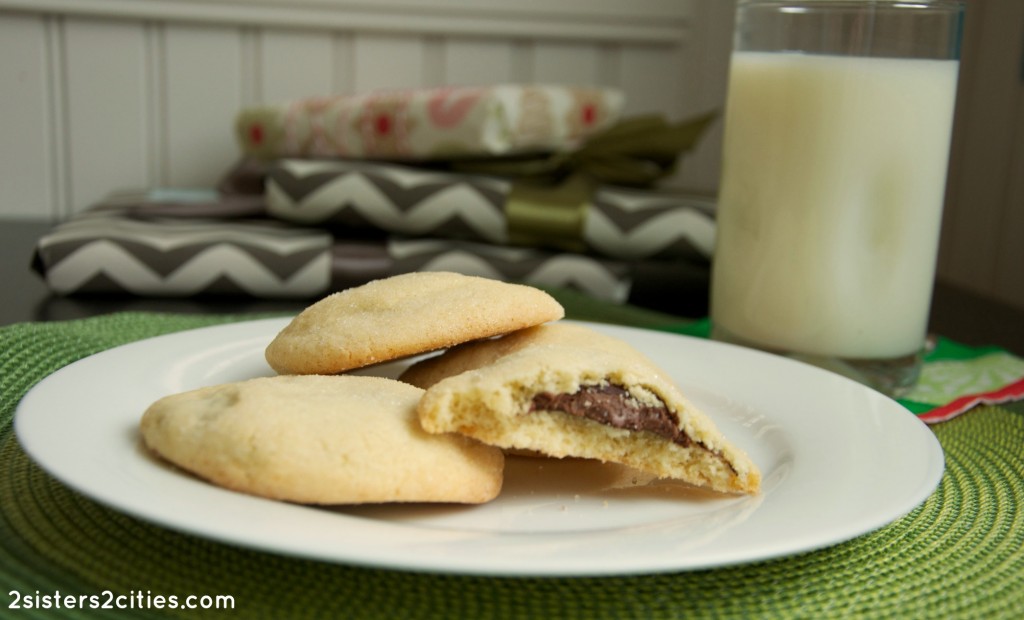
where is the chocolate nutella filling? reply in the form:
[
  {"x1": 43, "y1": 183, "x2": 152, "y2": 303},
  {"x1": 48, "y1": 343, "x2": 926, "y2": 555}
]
[{"x1": 530, "y1": 384, "x2": 692, "y2": 448}]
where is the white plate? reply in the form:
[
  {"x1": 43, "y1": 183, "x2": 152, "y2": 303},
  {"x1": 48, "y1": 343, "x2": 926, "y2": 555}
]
[{"x1": 14, "y1": 318, "x2": 943, "y2": 577}]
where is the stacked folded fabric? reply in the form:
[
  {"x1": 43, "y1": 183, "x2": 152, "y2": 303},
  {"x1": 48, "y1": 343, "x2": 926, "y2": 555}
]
[
  {"x1": 32, "y1": 84, "x2": 718, "y2": 316},
  {"x1": 235, "y1": 83, "x2": 626, "y2": 161}
]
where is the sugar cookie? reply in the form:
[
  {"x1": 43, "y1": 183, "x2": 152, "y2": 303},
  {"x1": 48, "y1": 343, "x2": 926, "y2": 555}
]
[
  {"x1": 140, "y1": 374, "x2": 504, "y2": 504},
  {"x1": 265, "y1": 272, "x2": 564, "y2": 375},
  {"x1": 404, "y1": 323, "x2": 760, "y2": 494}
]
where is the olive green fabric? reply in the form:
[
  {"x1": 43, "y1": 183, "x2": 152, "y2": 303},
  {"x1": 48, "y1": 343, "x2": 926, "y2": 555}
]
[{"x1": 2, "y1": 312, "x2": 1022, "y2": 619}]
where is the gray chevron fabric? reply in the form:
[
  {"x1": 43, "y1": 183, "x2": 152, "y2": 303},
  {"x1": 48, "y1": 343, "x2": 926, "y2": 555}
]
[
  {"x1": 34, "y1": 207, "x2": 333, "y2": 298},
  {"x1": 387, "y1": 238, "x2": 631, "y2": 303},
  {"x1": 267, "y1": 159, "x2": 510, "y2": 244},
  {"x1": 31, "y1": 194, "x2": 675, "y2": 305},
  {"x1": 265, "y1": 159, "x2": 716, "y2": 262}
]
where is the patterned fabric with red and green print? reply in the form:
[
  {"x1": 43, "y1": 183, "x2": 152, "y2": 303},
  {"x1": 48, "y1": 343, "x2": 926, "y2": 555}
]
[{"x1": 236, "y1": 84, "x2": 625, "y2": 161}]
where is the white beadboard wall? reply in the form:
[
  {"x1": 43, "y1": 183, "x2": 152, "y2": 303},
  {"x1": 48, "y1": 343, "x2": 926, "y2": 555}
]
[{"x1": 0, "y1": 0, "x2": 734, "y2": 221}]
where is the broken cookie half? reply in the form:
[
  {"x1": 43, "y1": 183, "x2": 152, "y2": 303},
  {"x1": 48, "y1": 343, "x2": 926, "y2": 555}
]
[{"x1": 401, "y1": 323, "x2": 761, "y2": 495}]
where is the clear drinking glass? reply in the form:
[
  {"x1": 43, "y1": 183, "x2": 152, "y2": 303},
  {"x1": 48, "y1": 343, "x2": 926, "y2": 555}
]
[{"x1": 710, "y1": 0, "x2": 965, "y2": 396}]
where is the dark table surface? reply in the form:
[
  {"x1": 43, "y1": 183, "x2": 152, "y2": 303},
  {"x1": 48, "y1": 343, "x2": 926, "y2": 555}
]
[{"x1": 4, "y1": 218, "x2": 1024, "y2": 356}]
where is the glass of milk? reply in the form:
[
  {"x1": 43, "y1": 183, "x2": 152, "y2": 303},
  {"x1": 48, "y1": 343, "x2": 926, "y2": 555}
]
[{"x1": 710, "y1": 0, "x2": 965, "y2": 396}]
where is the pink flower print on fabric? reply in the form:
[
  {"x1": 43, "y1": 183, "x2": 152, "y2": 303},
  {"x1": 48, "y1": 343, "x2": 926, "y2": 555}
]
[
  {"x1": 581, "y1": 103, "x2": 597, "y2": 126},
  {"x1": 282, "y1": 97, "x2": 345, "y2": 157},
  {"x1": 427, "y1": 86, "x2": 487, "y2": 128},
  {"x1": 354, "y1": 93, "x2": 415, "y2": 158},
  {"x1": 567, "y1": 90, "x2": 608, "y2": 140},
  {"x1": 515, "y1": 87, "x2": 554, "y2": 147},
  {"x1": 247, "y1": 122, "x2": 265, "y2": 147}
]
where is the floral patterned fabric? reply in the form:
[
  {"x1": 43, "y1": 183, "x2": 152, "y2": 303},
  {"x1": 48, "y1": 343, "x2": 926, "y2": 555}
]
[{"x1": 235, "y1": 84, "x2": 625, "y2": 161}]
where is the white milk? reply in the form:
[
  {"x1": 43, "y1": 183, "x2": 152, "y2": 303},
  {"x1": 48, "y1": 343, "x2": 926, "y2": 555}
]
[{"x1": 711, "y1": 51, "x2": 959, "y2": 359}]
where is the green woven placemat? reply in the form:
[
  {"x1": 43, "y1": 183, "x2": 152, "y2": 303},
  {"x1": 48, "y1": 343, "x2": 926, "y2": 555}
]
[{"x1": 2, "y1": 312, "x2": 1023, "y2": 619}]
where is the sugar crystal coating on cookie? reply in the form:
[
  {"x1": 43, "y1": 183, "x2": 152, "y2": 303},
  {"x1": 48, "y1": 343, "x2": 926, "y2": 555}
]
[
  {"x1": 405, "y1": 323, "x2": 761, "y2": 495},
  {"x1": 265, "y1": 271, "x2": 565, "y2": 375},
  {"x1": 140, "y1": 374, "x2": 504, "y2": 504}
]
